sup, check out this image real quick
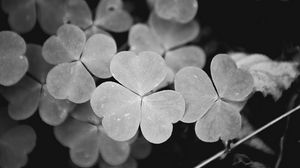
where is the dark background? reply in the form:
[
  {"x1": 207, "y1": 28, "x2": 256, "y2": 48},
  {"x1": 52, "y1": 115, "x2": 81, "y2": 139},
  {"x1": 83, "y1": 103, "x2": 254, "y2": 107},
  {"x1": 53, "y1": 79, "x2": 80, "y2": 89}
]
[{"x1": 1, "y1": 0, "x2": 300, "y2": 168}]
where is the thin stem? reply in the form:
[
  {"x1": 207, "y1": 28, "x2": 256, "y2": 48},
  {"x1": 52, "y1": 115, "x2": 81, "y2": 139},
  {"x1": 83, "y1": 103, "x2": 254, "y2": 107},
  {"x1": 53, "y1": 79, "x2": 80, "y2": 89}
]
[{"x1": 194, "y1": 104, "x2": 300, "y2": 168}]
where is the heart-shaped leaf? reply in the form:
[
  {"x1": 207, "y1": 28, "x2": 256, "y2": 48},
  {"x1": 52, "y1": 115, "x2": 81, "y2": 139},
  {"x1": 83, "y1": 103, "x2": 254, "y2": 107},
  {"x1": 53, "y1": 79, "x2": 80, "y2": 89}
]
[
  {"x1": 91, "y1": 82, "x2": 141, "y2": 141},
  {"x1": 149, "y1": 13, "x2": 199, "y2": 50},
  {"x1": 94, "y1": 0, "x2": 133, "y2": 32},
  {"x1": 1, "y1": 0, "x2": 36, "y2": 33},
  {"x1": 63, "y1": 0, "x2": 93, "y2": 29},
  {"x1": 128, "y1": 24, "x2": 164, "y2": 54},
  {"x1": 110, "y1": 51, "x2": 168, "y2": 96},
  {"x1": 211, "y1": 54, "x2": 254, "y2": 101},
  {"x1": 0, "y1": 125, "x2": 36, "y2": 168},
  {"x1": 54, "y1": 118, "x2": 96, "y2": 147},
  {"x1": 39, "y1": 86, "x2": 75, "y2": 126},
  {"x1": 195, "y1": 99, "x2": 242, "y2": 142},
  {"x1": 42, "y1": 24, "x2": 86, "y2": 64},
  {"x1": 175, "y1": 67, "x2": 218, "y2": 123},
  {"x1": 1, "y1": 76, "x2": 41, "y2": 120},
  {"x1": 81, "y1": 34, "x2": 117, "y2": 78},
  {"x1": 165, "y1": 45, "x2": 206, "y2": 73},
  {"x1": 70, "y1": 130, "x2": 100, "y2": 167},
  {"x1": 46, "y1": 61, "x2": 96, "y2": 103},
  {"x1": 141, "y1": 90, "x2": 185, "y2": 144},
  {"x1": 0, "y1": 31, "x2": 28, "y2": 86},
  {"x1": 36, "y1": 0, "x2": 66, "y2": 34},
  {"x1": 154, "y1": 0, "x2": 198, "y2": 23},
  {"x1": 99, "y1": 131, "x2": 131, "y2": 166}
]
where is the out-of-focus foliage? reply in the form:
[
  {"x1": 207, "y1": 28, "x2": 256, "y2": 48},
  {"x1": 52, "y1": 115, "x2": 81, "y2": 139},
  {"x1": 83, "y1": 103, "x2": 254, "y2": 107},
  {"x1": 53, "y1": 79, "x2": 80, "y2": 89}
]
[
  {"x1": 0, "y1": 106, "x2": 36, "y2": 168},
  {"x1": 1, "y1": 0, "x2": 66, "y2": 34},
  {"x1": 230, "y1": 53, "x2": 299, "y2": 100},
  {"x1": 1, "y1": 44, "x2": 75, "y2": 123},
  {"x1": 43, "y1": 24, "x2": 117, "y2": 103},
  {"x1": 238, "y1": 115, "x2": 275, "y2": 155},
  {"x1": 154, "y1": 0, "x2": 198, "y2": 23},
  {"x1": 55, "y1": 102, "x2": 133, "y2": 167},
  {"x1": 175, "y1": 54, "x2": 254, "y2": 142},
  {"x1": 1, "y1": 0, "x2": 133, "y2": 35},
  {"x1": 63, "y1": 0, "x2": 133, "y2": 37},
  {"x1": 98, "y1": 136, "x2": 152, "y2": 168},
  {"x1": 91, "y1": 51, "x2": 185, "y2": 144},
  {"x1": 0, "y1": 31, "x2": 28, "y2": 86},
  {"x1": 232, "y1": 154, "x2": 268, "y2": 168}
]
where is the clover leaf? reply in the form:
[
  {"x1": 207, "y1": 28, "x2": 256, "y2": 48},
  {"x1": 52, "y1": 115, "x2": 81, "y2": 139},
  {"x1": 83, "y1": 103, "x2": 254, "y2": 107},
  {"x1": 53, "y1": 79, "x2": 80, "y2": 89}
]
[
  {"x1": 0, "y1": 31, "x2": 28, "y2": 86},
  {"x1": 0, "y1": 107, "x2": 36, "y2": 168},
  {"x1": 129, "y1": 12, "x2": 205, "y2": 81},
  {"x1": 63, "y1": 0, "x2": 133, "y2": 37},
  {"x1": 174, "y1": 54, "x2": 254, "y2": 142},
  {"x1": 90, "y1": 51, "x2": 185, "y2": 144},
  {"x1": 154, "y1": 0, "x2": 198, "y2": 23},
  {"x1": 43, "y1": 24, "x2": 117, "y2": 103},
  {"x1": 0, "y1": 44, "x2": 75, "y2": 123},
  {"x1": 1, "y1": 0, "x2": 69, "y2": 34},
  {"x1": 54, "y1": 102, "x2": 132, "y2": 167}
]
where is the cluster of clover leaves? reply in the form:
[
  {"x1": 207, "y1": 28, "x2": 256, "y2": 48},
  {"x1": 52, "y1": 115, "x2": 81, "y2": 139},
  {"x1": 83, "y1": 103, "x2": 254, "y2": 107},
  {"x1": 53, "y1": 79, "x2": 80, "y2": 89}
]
[{"x1": 4, "y1": 0, "x2": 297, "y2": 168}]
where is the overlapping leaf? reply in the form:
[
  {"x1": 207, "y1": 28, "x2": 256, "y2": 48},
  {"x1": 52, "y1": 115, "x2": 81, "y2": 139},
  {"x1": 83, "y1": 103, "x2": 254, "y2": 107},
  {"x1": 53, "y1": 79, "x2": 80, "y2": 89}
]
[
  {"x1": 54, "y1": 103, "x2": 132, "y2": 167},
  {"x1": 1, "y1": 44, "x2": 75, "y2": 123},
  {"x1": 175, "y1": 54, "x2": 254, "y2": 142},
  {"x1": 91, "y1": 51, "x2": 185, "y2": 144},
  {"x1": 1, "y1": 0, "x2": 66, "y2": 34},
  {"x1": 43, "y1": 24, "x2": 117, "y2": 103},
  {"x1": 128, "y1": 12, "x2": 205, "y2": 83},
  {"x1": 230, "y1": 53, "x2": 299, "y2": 100},
  {"x1": 154, "y1": 0, "x2": 198, "y2": 23},
  {"x1": 62, "y1": 0, "x2": 133, "y2": 37},
  {"x1": 0, "y1": 31, "x2": 28, "y2": 86},
  {"x1": 0, "y1": 107, "x2": 36, "y2": 168}
]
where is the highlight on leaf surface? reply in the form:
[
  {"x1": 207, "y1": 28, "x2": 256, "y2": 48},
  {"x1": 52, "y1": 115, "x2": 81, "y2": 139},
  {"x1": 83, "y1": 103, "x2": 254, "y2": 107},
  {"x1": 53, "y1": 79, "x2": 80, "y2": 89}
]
[
  {"x1": 91, "y1": 51, "x2": 185, "y2": 144},
  {"x1": 230, "y1": 53, "x2": 299, "y2": 100},
  {"x1": 1, "y1": 44, "x2": 75, "y2": 123},
  {"x1": 128, "y1": 12, "x2": 205, "y2": 75},
  {"x1": 154, "y1": 0, "x2": 198, "y2": 23},
  {"x1": 0, "y1": 31, "x2": 28, "y2": 86},
  {"x1": 54, "y1": 102, "x2": 132, "y2": 167},
  {"x1": 44, "y1": 24, "x2": 117, "y2": 103},
  {"x1": 174, "y1": 54, "x2": 254, "y2": 142},
  {"x1": 0, "y1": 107, "x2": 36, "y2": 168}
]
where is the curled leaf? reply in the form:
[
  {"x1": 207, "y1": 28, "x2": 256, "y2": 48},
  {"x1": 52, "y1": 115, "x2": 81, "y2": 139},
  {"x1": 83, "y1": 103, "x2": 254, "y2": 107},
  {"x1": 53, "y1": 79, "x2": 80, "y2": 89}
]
[{"x1": 230, "y1": 53, "x2": 299, "y2": 100}]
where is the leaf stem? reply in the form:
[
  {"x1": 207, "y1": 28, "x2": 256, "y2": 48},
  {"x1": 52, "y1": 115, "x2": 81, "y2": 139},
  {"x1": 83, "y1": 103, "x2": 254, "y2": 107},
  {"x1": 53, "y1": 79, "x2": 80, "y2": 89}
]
[{"x1": 194, "y1": 104, "x2": 300, "y2": 168}]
